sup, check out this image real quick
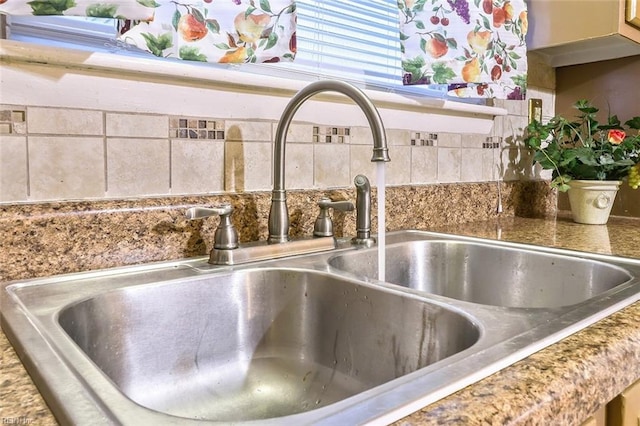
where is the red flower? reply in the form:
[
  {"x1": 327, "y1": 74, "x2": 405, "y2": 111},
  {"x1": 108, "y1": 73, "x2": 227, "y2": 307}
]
[{"x1": 608, "y1": 129, "x2": 626, "y2": 144}]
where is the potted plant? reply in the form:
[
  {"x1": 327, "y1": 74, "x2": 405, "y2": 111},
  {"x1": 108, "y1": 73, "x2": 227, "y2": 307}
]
[{"x1": 524, "y1": 100, "x2": 640, "y2": 224}]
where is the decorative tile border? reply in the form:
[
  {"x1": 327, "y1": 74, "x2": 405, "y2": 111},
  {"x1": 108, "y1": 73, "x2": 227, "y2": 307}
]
[
  {"x1": 170, "y1": 117, "x2": 225, "y2": 140},
  {"x1": 483, "y1": 136, "x2": 502, "y2": 149},
  {"x1": 0, "y1": 107, "x2": 26, "y2": 135},
  {"x1": 410, "y1": 132, "x2": 437, "y2": 146},
  {"x1": 313, "y1": 126, "x2": 351, "y2": 143}
]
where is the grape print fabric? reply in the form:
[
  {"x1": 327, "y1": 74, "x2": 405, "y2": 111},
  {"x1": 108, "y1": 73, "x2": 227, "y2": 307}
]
[{"x1": 398, "y1": 0, "x2": 528, "y2": 99}]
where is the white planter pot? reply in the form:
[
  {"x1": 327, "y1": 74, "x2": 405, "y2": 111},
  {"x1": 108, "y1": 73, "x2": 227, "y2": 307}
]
[{"x1": 566, "y1": 180, "x2": 621, "y2": 225}]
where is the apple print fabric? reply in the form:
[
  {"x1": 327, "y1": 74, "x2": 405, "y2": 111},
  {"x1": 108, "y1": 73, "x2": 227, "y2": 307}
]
[
  {"x1": 118, "y1": 0, "x2": 296, "y2": 63},
  {"x1": 1, "y1": 0, "x2": 296, "y2": 64},
  {"x1": 398, "y1": 0, "x2": 528, "y2": 99}
]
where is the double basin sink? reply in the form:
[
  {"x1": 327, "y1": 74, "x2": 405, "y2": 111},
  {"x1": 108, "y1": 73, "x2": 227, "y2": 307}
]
[{"x1": 3, "y1": 230, "x2": 640, "y2": 425}]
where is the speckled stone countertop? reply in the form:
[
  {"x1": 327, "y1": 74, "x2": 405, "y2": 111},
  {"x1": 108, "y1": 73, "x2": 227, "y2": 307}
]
[{"x1": 2, "y1": 201, "x2": 639, "y2": 424}]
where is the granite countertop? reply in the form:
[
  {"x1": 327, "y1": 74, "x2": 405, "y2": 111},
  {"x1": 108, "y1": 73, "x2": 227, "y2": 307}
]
[{"x1": 2, "y1": 214, "x2": 639, "y2": 425}]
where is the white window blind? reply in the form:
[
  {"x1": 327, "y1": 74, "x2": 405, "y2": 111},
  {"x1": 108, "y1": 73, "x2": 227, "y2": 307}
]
[
  {"x1": 4, "y1": 1, "x2": 452, "y2": 99},
  {"x1": 290, "y1": 1, "x2": 401, "y2": 88},
  {"x1": 265, "y1": 0, "x2": 448, "y2": 97},
  {"x1": 7, "y1": 15, "x2": 120, "y2": 50}
]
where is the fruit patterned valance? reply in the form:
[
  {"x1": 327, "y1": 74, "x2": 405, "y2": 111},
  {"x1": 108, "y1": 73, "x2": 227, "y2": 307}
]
[
  {"x1": 118, "y1": 0, "x2": 296, "y2": 63},
  {"x1": 398, "y1": 0, "x2": 528, "y2": 99},
  {"x1": 0, "y1": 0, "x2": 297, "y2": 64}
]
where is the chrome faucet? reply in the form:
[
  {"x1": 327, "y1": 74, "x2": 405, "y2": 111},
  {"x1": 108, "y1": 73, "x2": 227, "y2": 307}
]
[
  {"x1": 269, "y1": 80, "x2": 390, "y2": 244},
  {"x1": 187, "y1": 81, "x2": 390, "y2": 265}
]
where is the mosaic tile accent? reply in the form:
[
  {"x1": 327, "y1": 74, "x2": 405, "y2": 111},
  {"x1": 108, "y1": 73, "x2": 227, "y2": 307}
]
[
  {"x1": 410, "y1": 132, "x2": 436, "y2": 146},
  {"x1": 312, "y1": 126, "x2": 350, "y2": 144},
  {"x1": 0, "y1": 107, "x2": 26, "y2": 135},
  {"x1": 483, "y1": 136, "x2": 502, "y2": 149},
  {"x1": 170, "y1": 117, "x2": 225, "y2": 140}
]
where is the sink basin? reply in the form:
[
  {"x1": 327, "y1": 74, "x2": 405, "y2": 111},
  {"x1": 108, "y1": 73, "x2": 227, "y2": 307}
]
[
  {"x1": 58, "y1": 268, "x2": 479, "y2": 422},
  {"x1": 329, "y1": 240, "x2": 633, "y2": 308},
  {"x1": 3, "y1": 230, "x2": 640, "y2": 425}
]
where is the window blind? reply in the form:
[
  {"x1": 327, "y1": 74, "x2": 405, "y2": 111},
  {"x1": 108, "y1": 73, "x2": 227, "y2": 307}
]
[
  {"x1": 7, "y1": 15, "x2": 118, "y2": 50},
  {"x1": 265, "y1": 0, "x2": 447, "y2": 97}
]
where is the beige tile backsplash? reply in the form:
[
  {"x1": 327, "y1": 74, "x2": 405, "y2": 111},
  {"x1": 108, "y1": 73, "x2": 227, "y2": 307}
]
[
  {"x1": 0, "y1": 101, "x2": 535, "y2": 203},
  {"x1": 171, "y1": 139, "x2": 225, "y2": 194},
  {"x1": 28, "y1": 136, "x2": 105, "y2": 200},
  {"x1": 106, "y1": 113, "x2": 168, "y2": 138},
  {"x1": 437, "y1": 148, "x2": 462, "y2": 183},
  {"x1": 28, "y1": 107, "x2": 103, "y2": 135},
  {"x1": 410, "y1": 146, "x2": 438, "y2": 183},
  {"x1": 0, "y1": 135, "x2": 28, "y2": 201},
  {"x1": 285, "y1": 143, "x2": 314, "y2": 189},
  {"x1": 224, "y1": 141, "x2": 273, "y2": 192},
  {"x1": 314, "y1": 143, "x2": 351, "y2": 188},
  {"x1": 106, "y1": 138, "x2": 170, "y2": 197},
  {"x1": 349, "y1": 144, "x2": 378, "y2": 184},
  {"x1": 386, "y1": 145, "x2": 412, "y2": 185}
]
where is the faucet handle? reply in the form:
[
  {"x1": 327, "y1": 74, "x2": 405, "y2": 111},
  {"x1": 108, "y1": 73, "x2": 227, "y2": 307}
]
[
  {"x1": 186, "y1": 204, "x2": 239, "y2": 250},
  {"x1": 314, "y1": 197, "x2": 355, "y2": 237},
  {"x1": 186, "y1": 204, "x2": 233, "y2": 220},
  {"x1": 317, "y1": 198, "x2": 355, "y2": 212}
]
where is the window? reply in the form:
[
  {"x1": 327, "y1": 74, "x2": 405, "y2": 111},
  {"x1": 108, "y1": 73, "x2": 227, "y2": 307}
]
[
  {"x1": 7, "y1": 15, "x2": 120, "y2": 51},
  {"x1": 3, "y1": 1, "x2": 459, "y2": 99},
  {"x1": 272, "y1": 0, "x2": 448, "y2": 96}
]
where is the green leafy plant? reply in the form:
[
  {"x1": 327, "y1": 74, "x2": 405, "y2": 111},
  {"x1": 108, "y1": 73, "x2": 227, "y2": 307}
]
[
  {"x1": 524, "y1": 100, "x2": 640, "y2": 192},
  {"x1": 28, "y1": 0, "x2": 76, "y2": 15}
]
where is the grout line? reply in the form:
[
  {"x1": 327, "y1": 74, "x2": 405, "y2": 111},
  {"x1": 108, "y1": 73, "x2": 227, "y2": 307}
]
[
  {"x1": 168, "y1": 120, "x2": 173, "y2": 191},
  {"x1": 103, "y1": 112, "x2": 108, "y2": 195},
  {"x1": 23, "y1": 107, "x2": 31, "y2": 198},
  {"x1": 25, "y1": 138, "x2": 31, "y2": 199}
]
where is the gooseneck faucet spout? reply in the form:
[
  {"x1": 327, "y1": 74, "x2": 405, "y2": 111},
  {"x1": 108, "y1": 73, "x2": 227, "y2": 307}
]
[{"x1": 269, "y1": 80, "x2": 391, "y2": 244}]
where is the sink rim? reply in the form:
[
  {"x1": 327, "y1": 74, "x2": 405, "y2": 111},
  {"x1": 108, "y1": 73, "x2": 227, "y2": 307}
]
[{"x1": 3, "y1": 230, "x2": 640, "y2": 425}]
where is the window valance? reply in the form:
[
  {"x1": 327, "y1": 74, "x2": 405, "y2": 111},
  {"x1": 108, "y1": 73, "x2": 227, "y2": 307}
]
[
  {"x1": 398, "y1": 0, "x2": 528, "y2": 99},
  {"x1": 1, "y1": 0, "x2": 297, "y2": 64}
]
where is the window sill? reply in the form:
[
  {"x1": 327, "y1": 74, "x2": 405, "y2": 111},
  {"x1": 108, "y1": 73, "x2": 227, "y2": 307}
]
[{"x1": 0, "y1": 39, "x2": 507, "y2": 118}]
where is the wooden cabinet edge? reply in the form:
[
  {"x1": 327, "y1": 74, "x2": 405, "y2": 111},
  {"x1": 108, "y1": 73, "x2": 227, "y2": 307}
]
[
  {"x1": 607, "y1": 378, "x2": 640, "y2": 426},
  {"x1": 626, "y1": 0, "x2": 640, "y2": 29},
  {"x1": 528, "y1": 0, "x2": 640, "y2": 66},
  {"x1": 582, "y1": 405, "x2": 607, "y2": 426}
]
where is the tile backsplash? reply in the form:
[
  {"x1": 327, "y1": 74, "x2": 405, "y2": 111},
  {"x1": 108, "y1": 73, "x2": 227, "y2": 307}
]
[{"x1": 0, "y1": 100, "x2": 542, "y2": 203}]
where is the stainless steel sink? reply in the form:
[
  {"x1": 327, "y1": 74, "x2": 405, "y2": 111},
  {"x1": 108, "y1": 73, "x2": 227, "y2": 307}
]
[
  {"x1": 57, "y1": 268, "x2": 479, "y2": 423},
  {"x1": 3, "y1": 230, "x2": 640, "y2": 425},
  {"x1": 328, "y1": 239, "x2": 632, "y2": 308}
]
